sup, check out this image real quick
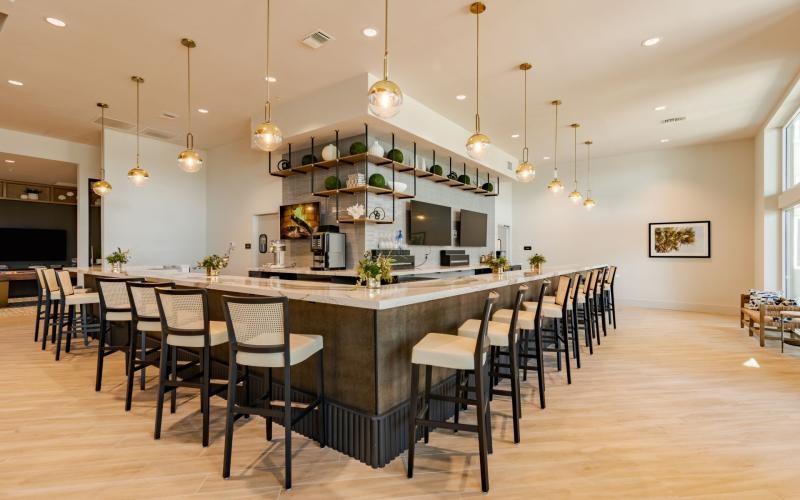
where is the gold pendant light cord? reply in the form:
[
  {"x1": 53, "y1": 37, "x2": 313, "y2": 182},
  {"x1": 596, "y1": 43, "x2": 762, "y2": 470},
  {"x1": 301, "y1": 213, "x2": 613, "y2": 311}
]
[
  {"x1": 135, "y1": 78, "x2": 140, "y2": 168},
  {"x1": 186, "y1": 43, "x2": 193, "y2": 150},
  {"x1": 553, "y1": 102, "x2": 559, "y2": 178},
  {"x1": 474, "y1": 5, "x2": 480, "y2": 133},
  {"x1": 586, "y1": 142, "x2": 592, "y2": 194},
  {"x1": 522, "y1": 67, "x2": 528, "y2": 163},
  {"x1": 573, "y1": 126, "x2": 578, "y2": 185},
  {"x1": 100, "y1": 105, "x2": 105, "y2": 179},
  {"x1": 264, "y1": 0, "x2": 271, "y2": 122},
  {"x1": 383, "y1": 0, "x2": 389, "y2": 80}
]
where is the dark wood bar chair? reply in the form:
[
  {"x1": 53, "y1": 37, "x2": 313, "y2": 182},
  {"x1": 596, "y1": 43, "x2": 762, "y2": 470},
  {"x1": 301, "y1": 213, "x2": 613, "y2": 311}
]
[
  {"x1": 604, "y1": 266, "x2": 618, "y2": 329},
  {"x1": 40, "y1": 268, "x2": 62, "y2": 350},
  {"x1": 32, "y1": 267, "x2": 47, "y2": 343},
  {"x1": 457, "y1": 285, "x2": 527, "y2": 443},
  {"x1": 94, "y1": 277, "x2": 143, "y2": 391},
  {"x1": 524, "y1": 275, "x2": 574, "y2": 384},
  {"x1": 125, "y1": 281, "x2": 175, "y2": 411},
  {"x1": 593, "y1": 267, "x2": 609, "y2": 337},
  {"x1": 220, "y1": 296, "x2": 325, "y2": 490},
  {"x1": 579, "y1": 269, "x2": 601, "y2": 347},
  {"x1": 154, "y1": 288, "x2": 229, "y2": 447},
  {"x1": 53, "y1": 270, "x2": 99, "y2": 361},
  {"x1": 408, "y1": 291, "x2": 497, "y2": 493}
]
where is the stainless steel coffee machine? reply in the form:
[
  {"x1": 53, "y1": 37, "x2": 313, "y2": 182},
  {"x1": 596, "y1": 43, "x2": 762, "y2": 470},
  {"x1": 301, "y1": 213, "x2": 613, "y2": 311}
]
[{"x1": 311, "y1": 231, "x2": 346, "y2": 270}]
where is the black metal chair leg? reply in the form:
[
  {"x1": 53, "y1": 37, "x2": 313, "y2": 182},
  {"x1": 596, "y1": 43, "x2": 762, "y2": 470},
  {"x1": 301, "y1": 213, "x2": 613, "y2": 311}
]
[
  {"x1": 423, "y1": 365, "x2": 432, "y2": 444},
  {"x1": 474, "y1": 361, "x2": 490, "y2": 493},
  {"x1": 154, "y1": 339, "x2": 169, "y2": 440},
  {"x1": 283, "y1": 363, "x2": 292, "y2": 490},
  {"x1": 95, "y1": 319, "x2": 107, "y2": 391},
  {"x1": 125, "y1": 326, "x2": 137, "y2": 411},
  {"x1": 140, "y1": 330, "x2": 147, "y2": 390},
  {"x1": 170, "y1": 346, "x2": 177, "y2": 414},
  {"x1": 563, "y1": 316, "x2": 572, "y2": 384},
  {"x1": 317, "y1": 350, "x2": 326, "y2": 448},
  {"x1": 554, "y1": 318, "x2": 562, "y2": 371},
  {"x1": 611, "y1": 288, "x2": 617, "y2": 328},
  {"x1": 406, "y1": 363, "x2": 420, "y2": 479},
  {"x1": 41, "y1": 299, "x2": 52, "y2": 351},
  {"x1": 535, "y1": 327, "x2": 546, "y2": 409},
  {"x1": 265, "y1": 368, "x2": 273, "y2": 441},
  {"x1": 510, "y1": 340, "x2": 521, "y2": 443},
  {"x1": 222, "y1": 358, "x2": 238, "y2": 479},
  {"x1": 34, "y1": 293, "x2": 43, "y2": 342},
  {"x1": 201, "y1": 346, "x2": 211, "y2": 447}
]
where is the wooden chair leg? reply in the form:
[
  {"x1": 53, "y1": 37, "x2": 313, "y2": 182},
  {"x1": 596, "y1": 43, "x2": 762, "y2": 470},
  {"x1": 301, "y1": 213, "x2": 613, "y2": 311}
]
[
  {"x1": 95, "y1": 319, "x2": 107, "y2": 391},
  {"x1": 140, "y1": 330, "x2": 147, "y2": 390},
  {"x1": 509, "y1": 340, "x2": 521, "y2": 443},
  {"x1": 474, "y1": 360, "x2": 490, "y2": 493},
  {"x1": 317, "y1": 350, "x2": 326, "y2": 448},
  {"x1": 201, "y1": 346, "x2": 211, "y2": 447},
  {"x1": 535, "y1": 326, "x2": 546, "y2": 409},
  {"x1": 283, "y1": 363, "x2": 293, "y2": 489},
  {"x1": 34, "y1": 295, "x2": 43, "y2": 342},
  {"x1": 222, "y1": 358, "x2": 238, "y2": 479},
  {"x1": 170, "y1": 346, "x2": 177, "y2": 414},
  {"x1": 407, "y1": 363, "x2": 420, "y2": 479},
  {"x1": 453, "y1": 369, "x2": 462, "y2": 429},
  {"x1": 265, "y1": 368, "x2": 273, "y2": 441},
  {"x1": 54, "y1": 301, "x2": 68, "y2": 360},
  {"x1": 423, "y1": 365, "x2": 432, "y2": 444},
  {"x1": 562, "y1": 316, "x2": 572, "y2": 385},
  {"x1": 154, "y1": 339, "x2": 169, "y2": 440},
  {"x1": 125, "y1": 326, "x2": 138, "y2": 411}
]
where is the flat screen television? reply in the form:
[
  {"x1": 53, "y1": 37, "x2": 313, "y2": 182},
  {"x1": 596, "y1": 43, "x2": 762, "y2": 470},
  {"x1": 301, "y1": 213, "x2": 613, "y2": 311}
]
[
  {"x1": 0, "y1": 228, "x2": 67, "y2": 261},
  {"x1": 279, "y1": 202, "x2": 320, "y2": 239},
  {"x1": 459, "y1": 210, "x2": 488, "y2": 247},
  {"x1": 408, "y1": 200, "x2": 451, "y2": 246}
]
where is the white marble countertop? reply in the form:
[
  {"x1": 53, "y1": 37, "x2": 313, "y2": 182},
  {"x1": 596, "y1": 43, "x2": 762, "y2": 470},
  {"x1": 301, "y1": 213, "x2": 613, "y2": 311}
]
[
  {"x1": 67, "y1": 264, "x2": 604, "y2": 311},
  {"x1": 248, "y1": 263, "x2": 494, "y2": 277}
]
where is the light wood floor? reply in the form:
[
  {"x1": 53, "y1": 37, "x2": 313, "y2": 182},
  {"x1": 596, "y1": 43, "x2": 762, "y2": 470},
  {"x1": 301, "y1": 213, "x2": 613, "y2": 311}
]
[{"x1": 2, "y1": 307, "x2": 800, "y2": 498}]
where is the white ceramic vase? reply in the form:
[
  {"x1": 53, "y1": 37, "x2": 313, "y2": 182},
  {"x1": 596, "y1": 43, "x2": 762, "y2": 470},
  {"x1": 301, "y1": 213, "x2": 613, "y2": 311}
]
[
  {"x1": 368, "y1": 141, "x2": 384, "y2": 157},
  {"x1": 321, "y1": 144, "x2": 338, "y2": 161}
]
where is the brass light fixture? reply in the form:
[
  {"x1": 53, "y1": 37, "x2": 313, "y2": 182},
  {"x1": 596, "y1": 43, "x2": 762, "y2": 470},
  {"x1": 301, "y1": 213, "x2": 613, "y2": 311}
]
[
  {"x1": 568, "y1": 123, "x2": 582, "y2": 203},
  {"x1": 547, "y1": 100, "x2": 564, "y2": 193},
  {"x1": 367, "y1": 0, "x2": 403, "y2": 118},
  {"x1": 583, "y1": 140, "x2": 596, "y2": 210},
  {"x1": 515, "y1": 63, "x2": 535, "y2": 182},
  {"x1": 253, "y1": 0, "x2": 283, "y2": 152},
  {"x1": 178, "y1": 38, "x2": 203, "y2": 173},
  {"x1": 127, "y1": 76, "x2": 150, "y2": 187},
  {"x1": 92, "y1": 103, "x2": 112, "y2": 196},
  {"x1": 465, "y1": 1, "x2": 490, "y2": 160}
]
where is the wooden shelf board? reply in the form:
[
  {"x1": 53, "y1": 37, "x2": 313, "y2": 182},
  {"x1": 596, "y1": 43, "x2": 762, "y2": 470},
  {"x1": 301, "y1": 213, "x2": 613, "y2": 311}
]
[
  {"x1": 443, "y1": 179, "x2": 464, "y2": 187},
  {"x1": 290, "y1": 164, "x2": 317, "y2": 173},
  {"x1": 270, "y1": 168, "x2": 295, "y2": 177},
  {"x1": 376, "y1": 191, "x2": 415, "y2": 199},
  {"x1": 312, "y1": 189, "x2": 340, "y2": 198},
  {"x1": 473, "y1": 188, "x2": 488, "y2": 194},
  {"x1": 338, "y1": 153, "x2": 393, "y2": 166},
  {"x1": 483, "y1": 192, "x2": 499, "y2": 197},
  {"x1": 338, "y1": 218, "x2": 395, "y2": 224},
  {"x1": 339, "y1": 185, "x2": 393, "y2": 195},
  {"x1": 459, "y1": 185, "x2": 478, "y2": 191}
]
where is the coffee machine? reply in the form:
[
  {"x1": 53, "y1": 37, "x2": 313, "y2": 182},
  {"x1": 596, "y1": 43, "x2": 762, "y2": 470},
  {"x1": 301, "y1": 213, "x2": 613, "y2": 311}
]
[
  {"x1": 311, "y1": 231, "x2": 346, "y2": 270},
  {"x1": 268, "y1": 240, "x2": 287, "y2": 268}
]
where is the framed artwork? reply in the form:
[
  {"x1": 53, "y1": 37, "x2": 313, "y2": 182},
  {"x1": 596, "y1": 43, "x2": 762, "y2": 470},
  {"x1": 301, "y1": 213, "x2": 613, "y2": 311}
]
[
  {"x1": 279, "y1": 202, "x2": 320, "y2": 239},
  {"x1": 649, "y1": 221, "x2": 711, "y2": 258}
]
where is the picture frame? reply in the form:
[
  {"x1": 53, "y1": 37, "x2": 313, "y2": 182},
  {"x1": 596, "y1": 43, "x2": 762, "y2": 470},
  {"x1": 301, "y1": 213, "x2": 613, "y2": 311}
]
[{"x1": 648, "y1": 221, "x2": 711, "y2": 258}]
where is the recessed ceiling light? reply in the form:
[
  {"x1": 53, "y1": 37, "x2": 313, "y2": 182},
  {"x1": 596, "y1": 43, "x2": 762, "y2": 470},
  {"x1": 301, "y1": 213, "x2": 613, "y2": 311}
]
[
  {"x1": 543, "y1": 156, "x2": 551, "y2": 160},
  {"x1": 4, "y1": 159, "x2": 15, "y2": 164},
  {"x1": 7, "y1": 80, "x2": 23, "y2": 86},
  {"x1": 197, "y1": 108, "x2": 209, "y2": 114},
  {"x1": 362, "y1": 27, "x2": 378, "y2": 37},
  {"x1": 641, "y1": 37, "x2": 661, "y2": 47},
  {"x1": 660, "y1": 138, "x2": 670, "y2": 143},
  {"x1": 654, "y1": 105, "x2": 667, "y2": 111},
  {"x1": 455, "y1": 94, "x2": 467, "y2": 101},
  {"x1": 511, "y1": 134, "x2": 520, "y2": 138},
  {"x1": 264, "y1": 76, "x2": 277, "y2": 83},
  {"x1": 45, "y1": 17, "x2": 66, "y2": 27}
]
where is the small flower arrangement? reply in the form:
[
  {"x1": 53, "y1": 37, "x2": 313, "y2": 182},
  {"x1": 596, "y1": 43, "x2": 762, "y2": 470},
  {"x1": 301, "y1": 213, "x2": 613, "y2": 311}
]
[
  {"x1": 528, "y1": 253, "x2": 546, "y2": 273},
  {"x1": 487, "y1": 256, "x2": 509, "y2": 274},
  {"x1": 198, "y1": 254, "x2": 229, "y2": 276},
  {"x1": 106, "y1": 248, "x2": 130, "y2": 272},
  {"x1": 356, "y1": 252, "x2": 394, "y2": 289}
]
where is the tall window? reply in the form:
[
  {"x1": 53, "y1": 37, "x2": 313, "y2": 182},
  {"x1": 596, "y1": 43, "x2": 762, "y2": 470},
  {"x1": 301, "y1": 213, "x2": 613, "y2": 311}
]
[
  {"x1": 787, "y1": 113, "x2": 800, "y2": 188},
  {"x1": 785, "y1": 205, "x2": 800, "y2": 298}
]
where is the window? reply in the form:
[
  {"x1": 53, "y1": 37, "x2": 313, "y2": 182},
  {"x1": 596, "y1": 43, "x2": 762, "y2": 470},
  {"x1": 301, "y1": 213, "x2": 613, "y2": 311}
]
[
  {"x1": 785, "y1": 204, "x2": 800, "y2": 298},
  {"x1": 786, "y1": 112, "x2": 800, "y2": 188}
]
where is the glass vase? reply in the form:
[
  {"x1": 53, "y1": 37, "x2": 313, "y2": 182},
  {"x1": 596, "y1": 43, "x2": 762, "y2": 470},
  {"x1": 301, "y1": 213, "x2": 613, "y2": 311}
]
[
  {"x1": 111, "y1": 262, "x2": 122, "y2": 273},
  {"x1": 367, "y1": 277, "x2": 381, "y2": 290},
  {"x1": 207, "y1": 268, "x2": 220, "y2": 277}
]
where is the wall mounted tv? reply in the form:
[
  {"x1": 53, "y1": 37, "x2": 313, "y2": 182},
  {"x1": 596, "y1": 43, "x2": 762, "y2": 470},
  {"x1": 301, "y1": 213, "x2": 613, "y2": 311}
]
[
  {"x1": 408, "y1": 200, "x2": 451, "y2": 246},
  {"x1": 279, "y1": 202, "x2": 320, "y2": 239},
  {"x1": 459, "y1": 210, "x2": 488, "y2": 247},
  {"x1": 0, "y1": 228, "x2": 67, "y2": 261}
]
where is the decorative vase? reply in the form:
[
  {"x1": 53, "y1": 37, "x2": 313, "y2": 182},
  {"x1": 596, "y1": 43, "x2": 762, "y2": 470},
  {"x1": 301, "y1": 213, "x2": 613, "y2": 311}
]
[
  {"x1": 367, "y1": 277, "x2": 381, "y2": 290},
  {"x1": 321, "y1": 144, "x2": 338, "y2": 161},
  {"x1": 206, "y1": 268, "x2": 220, "y2": 277},
  {"x1": 368, "y1": 140, "x2": 384, "y2": 157},
  {"x1": 531, "y1": 263, "x2": 542, "y2": 274},
  {"x1": 111, "y1": 262, "x2": 122, "y2": 273},
  {"x1": 492, "y1": 268, "x2": 504, "y2": 276}
]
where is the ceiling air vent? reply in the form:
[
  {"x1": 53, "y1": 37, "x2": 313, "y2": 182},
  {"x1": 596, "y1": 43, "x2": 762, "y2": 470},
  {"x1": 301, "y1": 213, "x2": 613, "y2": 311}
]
[
  {"x1": 661, "y1": 116, "x2": 686, "y2": 125},
  {"x1": 301, "y1": 29, "x2": 334, "y2": 49},
  {"x1": 92, "y1": 116, "x2": 135, "y2": 131},
  {"x1": 141, "y1": 128, "x2": 175, "y2": 140},
  {"x1": 160, "y1": 111, "x2": 179, "y2": 120}
]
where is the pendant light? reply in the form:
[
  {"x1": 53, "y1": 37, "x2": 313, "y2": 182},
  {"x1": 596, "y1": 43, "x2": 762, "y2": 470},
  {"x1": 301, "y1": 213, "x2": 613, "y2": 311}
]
[
  {"x1": 91, "y1": 103, "x2": 112, "y2": 196},
  {"x1": 583, "y1": 140, "x2": 596, "y2": 210},
  {"x1": 515, "y1": 63, "x2": 535, "y2": 182},
  {"x1": 465, "y1": 2, "x2": 490, "y2": 160},
  {"x1": 127, "y1": 76, "x2": 150, "y2": 187},
  {"x1": 367, "y1": 0, "x2": 403, "y2": 118},
  {"x1": 546, "y1": 100, "x2": 564, "y2": 193},
  {"x1": 253, "y1": 0, "x2": 283, "y2": 152},
  {"x1": 178, "y1": 38, "x2": 203, "y2": 173},
  {"x1": 568, "y1": 123, "x2": 582, "y2": 203}
]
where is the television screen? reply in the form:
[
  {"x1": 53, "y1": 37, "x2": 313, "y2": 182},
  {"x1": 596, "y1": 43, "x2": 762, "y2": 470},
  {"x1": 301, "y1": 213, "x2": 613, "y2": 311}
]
[
  {"x1": 408, "y1": 200, "x2": 451, "y2": 246},
  {"x1": 279, "y1": 202, "x2": 320, "y2": 239},
  {"x1": 459, "y1": 210, "x2": 488, "y2": 247},
  {"x1": 0, "y1": 228, "x2": 67, "y2": 261}
]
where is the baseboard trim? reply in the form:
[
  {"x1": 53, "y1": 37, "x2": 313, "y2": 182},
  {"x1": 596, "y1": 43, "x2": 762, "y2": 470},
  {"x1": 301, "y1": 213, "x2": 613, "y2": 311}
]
[{"x1": 618, "y1": 298, "x2": 738, "y2": 316}]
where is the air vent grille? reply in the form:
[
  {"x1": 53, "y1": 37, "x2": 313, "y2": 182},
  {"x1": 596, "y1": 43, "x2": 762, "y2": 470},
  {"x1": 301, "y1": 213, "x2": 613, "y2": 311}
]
[
  {"x1": 141, "y1": 128, "x2": 175, "y2": 140},
  {"x1": 661, "y1": 116, "x2": 686, "y2": 124},
  {"x1": 92, "y1": 116, "x2": 135, "y2": 131},
  {"x1": 301, "y1": 29, "x2": 334, "y2": 49}
]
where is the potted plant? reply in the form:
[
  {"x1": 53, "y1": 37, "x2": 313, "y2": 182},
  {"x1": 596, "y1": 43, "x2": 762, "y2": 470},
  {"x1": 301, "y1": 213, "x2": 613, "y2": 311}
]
[
  {"x1": 106, "y1": 247, "x2": 130, "y2": 273},
  {"x1": 487, "y1": 256, "x2": 509, "y2": 275},
  {"x1": 356, "y1": 252, "x2": 394, "y2": 289},
  {"x1": 198, "y1": 254, "x2": 229, "y2": 277},
  {"x1": 529, "y1": 253, "x2": 546, "y2": 274}
]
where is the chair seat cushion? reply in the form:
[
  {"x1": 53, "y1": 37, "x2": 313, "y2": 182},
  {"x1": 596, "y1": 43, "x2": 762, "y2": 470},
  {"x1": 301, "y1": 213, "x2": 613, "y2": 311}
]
[
  {"x1": 542, "y1": 296, "x2": 556, "y2": 303},
  {"x1": 136, "y1": 320, "x2": 162, "y2": 332},
  {"x1": 492, "y1": 308, "x2": 536, "y2": 330},
  {"x1": 412, "y1": 332, "x2": 476, "y2": 370},
  {"x1": 523, "y1": 301, "x2": 563, "y2": 318},
  {"x1": 65, "y1": 292, "x2": 99, "y2": 306},
  {"x1": 236, "y1": 333, "x2": 323, "y2": 368},
  {"x1": 105, "y1": 311, "x2": 131, "y2": 322},
  {"x1": 458, "y1": 319, "x2": 514, "y2": 347},
  {"x1": 167, "y1": 320, "x2": 228, "y2": 347}
]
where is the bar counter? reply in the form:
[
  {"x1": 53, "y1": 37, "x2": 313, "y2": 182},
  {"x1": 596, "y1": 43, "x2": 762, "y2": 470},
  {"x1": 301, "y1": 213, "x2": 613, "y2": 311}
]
[{"x1": 70, "y1": 264, "x2": 604, "y2": 467}]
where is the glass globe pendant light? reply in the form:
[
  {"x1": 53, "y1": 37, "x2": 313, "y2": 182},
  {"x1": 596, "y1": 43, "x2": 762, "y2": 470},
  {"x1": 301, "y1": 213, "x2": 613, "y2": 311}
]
[
  {"x1": 583, "y1": 140, "x2": 596, "y2": 209},
  {"x1": 92, "y1": 103, "x2": 112, "y2": 196},
  {"x1": 178, "y1": 38, "x2": 203, "y2": 173},
  {"x1": 465, "y1": 2, "x2": 490, "y2": 160},
  {"x1": 568, "y1": 123, "x2": 583, "y2": 203},
  {"x1": 253, "y1": 0, "x2": 283, "y2": 152},
  {"x1": 367, "y1": 0, "x2": 403, "y2": 118},
  {"x1": 547, "y1": 99, "x2": 564, "y2": 193},
  {"x1": 127, "y1": 76, "x2": 150, "y2": 187},
  {"x1": 515, "y1": 63, "x2": 535, "y2": 182}
]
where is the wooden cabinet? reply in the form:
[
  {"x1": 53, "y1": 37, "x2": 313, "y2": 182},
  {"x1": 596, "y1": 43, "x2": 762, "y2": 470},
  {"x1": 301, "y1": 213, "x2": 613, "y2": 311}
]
[{"x1": 0, "y1": 180, "x2": 77, "y2": 205}]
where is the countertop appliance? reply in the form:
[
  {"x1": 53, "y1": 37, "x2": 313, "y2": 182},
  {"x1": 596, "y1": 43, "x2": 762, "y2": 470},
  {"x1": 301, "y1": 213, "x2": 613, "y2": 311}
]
[
  {"x1": 268, "y1": 240, "x2": 287, "y2": 268},
  {"x1": 311, "y1": 232, "x2": 346, "y2": 270}
]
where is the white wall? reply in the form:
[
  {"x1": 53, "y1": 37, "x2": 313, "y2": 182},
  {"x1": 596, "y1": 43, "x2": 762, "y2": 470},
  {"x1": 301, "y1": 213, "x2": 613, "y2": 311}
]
[
  {"x1": 512, "y1": 139, "x2": 755, "y2": 315},
  {"x1": 0, "y1": 128, "x2": 99, "y2": 266},
  {"x1": 206, "y1": 138, "x2": 282, "y2": 275},
  {"x1": 103, "y1": 129, "x2": 206, "y2": 266}
]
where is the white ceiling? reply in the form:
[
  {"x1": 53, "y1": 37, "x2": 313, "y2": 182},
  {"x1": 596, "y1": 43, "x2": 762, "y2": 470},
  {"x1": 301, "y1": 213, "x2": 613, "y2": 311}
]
[
  {"x1": 0, "y1": 152, "x2": 77, "y2": 185},
  {"x1": 1, "y1": 0, "x2": 799, "y2": 165}
]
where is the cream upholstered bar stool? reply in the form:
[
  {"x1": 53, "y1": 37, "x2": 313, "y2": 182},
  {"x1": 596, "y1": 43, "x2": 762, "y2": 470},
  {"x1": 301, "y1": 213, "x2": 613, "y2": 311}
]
[
  {"x1": 579, "y1": 269, "x2": 600, "y2": 347},
  {"x1": 408, "y1": 292, "x2": 498, "y2": 493},
  {"x1": 523, "y1": 275, "x2": 574, "y2": 384},
  {"x1": 603, "y1": 266, "x2": 618, "y2": 329},
  {"x1": 154, "y1": 288, "x2": 229, "y2": 447},
  {"x1": 32, "y1": 267, "x2": 48, "y2": 343},
  {"x1": 52, "y1": 270, "x2": 99, "y2": 361},
  {"x1": 95, "y1": 277, "x2": 144, "y2": 391},
  {"x1": 125, "y1": 281, "x2": 175, "y2": 411},
  {"x1": 40, "y1": 268, "x2": 62, "y2": 350},
  {"x1": 220, "y1": 296, "x2": 325, "y2": 490}
]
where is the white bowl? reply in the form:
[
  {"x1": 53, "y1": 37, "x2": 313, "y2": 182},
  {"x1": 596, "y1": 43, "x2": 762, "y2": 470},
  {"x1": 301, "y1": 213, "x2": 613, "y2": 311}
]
[{"x1": 390, "y1": 181, "x2": 408, "y2": 193}]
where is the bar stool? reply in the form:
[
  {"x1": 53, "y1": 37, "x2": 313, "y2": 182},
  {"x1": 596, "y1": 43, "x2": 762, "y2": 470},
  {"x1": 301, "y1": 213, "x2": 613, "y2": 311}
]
[
  {"x1": 53, "y1": 270, "x2": 100, "y2": 361},
  {"x1": 154, "y1": 288, "x2": 229, "y2": 447},
  {"x1": 125, "y1": 281, "x2": 175, "y2": 411},
  {"x1": 220, "y1": 296, "x2": 325, "y2": 489},
  {"x1": 95, "y1": 277, "x2": 143, "y2": 391},
  {"x1": 579, "y1": 269, "x2": 601, "y2": 347},
  {"x1": 604, "y1": 266, "x2": 618, "y2": 329},
  {"x1": 457, "y1": 285, "x2": 528, "y2": 443},
  {"x1": 593, "y1": 267, "x2": 609, "y2": 337},
  {"x1": 32, "y1": 267, "x2": 47, "y2": 343},
  {"x1": 40, "y1": 268, "x2": 62, "y2": 350},
  {"x1": 523, "y1": 275, "x2": 573, "y2": 384},
  {"x1": 407, "y1": 292, "x2": 497, "y2": 493}
]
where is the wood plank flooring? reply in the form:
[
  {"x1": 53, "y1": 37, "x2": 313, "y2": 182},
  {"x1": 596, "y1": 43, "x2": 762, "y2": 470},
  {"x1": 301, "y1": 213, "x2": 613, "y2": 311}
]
[{"x1": 2, "y1": 307, "x2": 800, "y2": 498}]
